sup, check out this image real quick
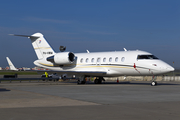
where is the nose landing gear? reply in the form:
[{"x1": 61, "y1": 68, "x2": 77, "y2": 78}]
[{"x1": 151, "y1": 76, "x2": 157, "y2": 86}]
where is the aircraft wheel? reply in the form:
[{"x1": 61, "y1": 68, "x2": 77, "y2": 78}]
[
  {"x1": 77, "y1": 80, "x2": 81, "y2": 84},
  {"x1": 81, "y1": 81, "x2": 86, "y2": 84},
  {"x1": 151, "y1": 81, "x2": 157, "y2": 86},
  {"x1": 98, "y1": 79, "x2": 102, "y2": 84},
  {"x1": 94, "y1": 79, "x2": 99, "y2": 84},
  {"x1": 94, "y1": 79, "x2": 102, "y2": 84},
  {"x1": 77, "y1": 80, "x2": 86, "y2": 84}
]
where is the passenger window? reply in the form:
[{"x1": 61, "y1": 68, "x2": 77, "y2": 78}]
[
  {"x1": 109, "y1": 57, "x2": 112, "y2": 62},
  {"x1": 121, "y1": 57, "x2": 125, "y2": 62},
  {"x1": 80, "y1": 58, "x2": 83, "y2": 63},
  {"x1": 103, "y1": 58, "x2": 106, "y2": 62},
  {"x1": 97, "y1": 58, "x2": 100, "y2": 62},
  {"x1": 115, "y1": 57, "x2": 118, "y2": 62},
  {"x1": 86, "y1": 58, "x2": 89, "y2": 63},
  {"x1": 91, "y1": 58, "x2": 94, "y2": 63}
]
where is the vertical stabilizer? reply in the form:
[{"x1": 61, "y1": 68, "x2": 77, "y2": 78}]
[
  {"x1": 10, "y1": 33, "x2": 56, "y2": 59},
  {"x1": 30, "y1": 33, "x2": 55, "y2": 59},
  {"x1": 6, "y1": 57, "x2": 18, "y2": 71}
]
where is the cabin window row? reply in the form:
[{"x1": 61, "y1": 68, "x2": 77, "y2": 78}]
[{"x1": 80, "y1": 57, "x2": 125, "y2": 63}]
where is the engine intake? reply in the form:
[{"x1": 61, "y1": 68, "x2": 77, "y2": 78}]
[{"x1": 47, "y1": 52, "x2": 75, "y2": 65}]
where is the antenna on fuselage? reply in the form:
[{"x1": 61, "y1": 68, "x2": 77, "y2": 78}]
[
  {"x1": 59, "y1": 46, "x2": 66, "y2": 52},
  {"x1": 123, "y1": 48, "x2": 127, "y2": 51},
  {"x1": 86, "y1": 50, "x2": 90, "y2": 53}
]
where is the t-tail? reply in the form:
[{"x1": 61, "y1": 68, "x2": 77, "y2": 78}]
[
  {"x1": 10, "y1": 33, "x2": 56, "y2": 59},
  {"x1": 6, "y1": 57, "x2": 18, "y2": 71}
]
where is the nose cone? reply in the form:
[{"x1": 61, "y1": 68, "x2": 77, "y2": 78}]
[
  {"x1": 166, "y1": 66, "x2": 175, "y2": 72},
  {"x1": 160, "y1": 61, "x2": 175, "y2": 73}
]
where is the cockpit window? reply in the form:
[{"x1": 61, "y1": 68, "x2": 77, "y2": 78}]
[{"x1": 137, "y1": 55, "x2": 158, "y2": 60}]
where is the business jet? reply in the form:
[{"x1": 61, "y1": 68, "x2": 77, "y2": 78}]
[
  {"x1": 10, "y1": 33, "x2": 174, "y2": 86},
  {"x1": 6, "y1": 57, "x2": 18, "y2": 71}
]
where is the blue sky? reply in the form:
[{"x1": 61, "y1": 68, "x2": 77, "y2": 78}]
[{"x1": 0, "y1": 0, "x2": 180, "y2": 68}]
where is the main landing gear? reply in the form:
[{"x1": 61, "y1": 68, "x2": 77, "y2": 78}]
[
  {"x1": 94, "y1": 77, "x2": 105, "y2": 84},
  {"x1": 77, "y1": 76, "x2": 86, "y2": 84},
  {"x1": 77, "y1": 79, "x2": 86, "y2": 84},
  {"x1": 77, "y1": 76, "x2": 105, "y2": 84}
]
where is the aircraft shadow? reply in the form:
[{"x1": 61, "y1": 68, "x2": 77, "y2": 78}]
[{"x1": 0, "y1": 88, "x2": 11, "y2": 92}]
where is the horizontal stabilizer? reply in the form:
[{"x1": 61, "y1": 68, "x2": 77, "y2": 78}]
[{"x1": 9, "y1": 34, "x2": 40, "y2": 38}]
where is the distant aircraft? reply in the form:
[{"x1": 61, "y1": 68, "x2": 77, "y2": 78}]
[
  {"x1": 6, "y1": 57, "x2": 18, "y2": 71},
  {"x1": 10, "y1": 33, "x2": 174, "y2": 86}
]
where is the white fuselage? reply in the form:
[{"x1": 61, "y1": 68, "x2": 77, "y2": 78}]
[
  {"x1": 34, "y1": 50, "x2": 174, "y2": 77},
  {"x1": 11, "y1": 32, "x2": 175, "y2": 85}
]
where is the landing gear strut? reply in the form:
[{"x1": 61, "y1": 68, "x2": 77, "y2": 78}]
[
  {"x1": 77, "y1": 76, "x2": 86, "y2": 84},
  {"x1": 94, "y1": 77, "x2": 105, "y2": 84}
]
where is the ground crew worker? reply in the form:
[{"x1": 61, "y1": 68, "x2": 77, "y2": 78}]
[{"x1": 45, "y1": 72, "x2": 49, "y2": 78}]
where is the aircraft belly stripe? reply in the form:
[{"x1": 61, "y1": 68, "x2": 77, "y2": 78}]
[{"x1": 38, "y1": 62, "x2": 157, "y2": 71}]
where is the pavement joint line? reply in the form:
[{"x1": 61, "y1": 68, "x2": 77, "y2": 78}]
[{"x1": 0, "y1": 88, "x2": 100, "y2": 108}]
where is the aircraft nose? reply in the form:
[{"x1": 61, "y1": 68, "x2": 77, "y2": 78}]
[
  {"x1": 160, "y1": 64, "x2": 174, "y2": 72},
  {"x1": 166, "y1": 66, "x2": 175, "y2": 72},
  {"x1": 157, "y1": 60, "x2": 175, "y2": 72}
]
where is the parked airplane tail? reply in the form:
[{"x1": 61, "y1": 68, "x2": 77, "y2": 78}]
[
  {"x1": 10, "y1": 33, "x2": 55, "y2": 59},
  {"x1": 6, "y1": 57, "x2": 18, "y2": 71}
]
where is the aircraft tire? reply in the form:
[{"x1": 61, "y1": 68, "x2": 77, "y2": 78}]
[
  {"x1": 151, "y1": 81, "x2": 157, "y2": 86},
  {"x1": 94, "y1": 79, "x2": 99, "y2": 84},
  {"x1": 98, "y1": 80, "x2": 102, "y2": 84},
  {"x1": 81, "y1": 81, "x2": 86, "y2": 84},
  {"x1": 94, "y1": 79, "x2": 102, "y2": 84},
  {"x1": 77, "y1": 80, "x2": 81, "y2": 84},
  {"x1": 77, "y1": 80, "x2": 86, "y2": 84}
]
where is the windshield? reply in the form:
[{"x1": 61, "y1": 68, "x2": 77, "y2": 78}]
[{"x1": 137, "y1": 55, "x2": 158, "y2": 60}]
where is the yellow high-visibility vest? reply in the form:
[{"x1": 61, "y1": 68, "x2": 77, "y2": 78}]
[{"x1": 45, "y1": 72, "x2": 48, "y2": 78}]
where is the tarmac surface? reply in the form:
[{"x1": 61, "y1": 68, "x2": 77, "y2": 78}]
[{"x1": 1, "y1": 81, "x2": 180, "y2": 120}]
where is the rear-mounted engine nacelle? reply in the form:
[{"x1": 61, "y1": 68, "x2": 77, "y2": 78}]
[{"x1": 47, "y1": 52, "x2": 75, "y2": 65}]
